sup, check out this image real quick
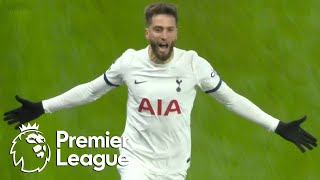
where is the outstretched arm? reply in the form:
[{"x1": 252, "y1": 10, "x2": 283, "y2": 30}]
[
  {"x1": 43, "y1": 74, "x2": 115, "y2": 113},
  {"x1": 4, "y1": 74, "x2": 116, "y2": 129},
  {"x1": 4, "y1": 49, "x2": 132, "y2": 129},
  {"x1": 192, "y1": 53, "x2": 317, "y2": 152},
  {"x1": 209, "y1": 81, "x2": 279, "y2": 131},
  {"x1": 209, "y1": 81, "x2": 317, "y2": 152}
]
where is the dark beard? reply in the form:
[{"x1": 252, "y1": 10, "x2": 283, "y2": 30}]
[{"x1": 150, "y1": 40, "x2": 175, "y2": 61}]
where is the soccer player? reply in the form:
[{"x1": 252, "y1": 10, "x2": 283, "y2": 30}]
[{"x1": 4, "y1": 2, "x2": 317, "y2": 180}]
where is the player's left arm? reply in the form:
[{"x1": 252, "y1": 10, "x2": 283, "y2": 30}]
[
  {"x1": 193, "y1": 54, "x2": 317, "y2": 152},
  {"x1": 209, "y1": 81, "x2": 317, "y2": 152}
]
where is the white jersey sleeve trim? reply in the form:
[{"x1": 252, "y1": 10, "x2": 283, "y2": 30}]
[
  {"x1": 42, "y1": 74, "x2": 115, "y2": 113},
  {"x1": 104, "y1": 72, "x2": 120, "y2": 87},
  {"x1": 190, "y1": 51, "x2": 222, "y2": 92},
  {"x1": 205, "y1": 78, "x2": 222, "y2": 93},
  {"x1": 209, "y1": 81, "x2": 280, "y2": 132}
]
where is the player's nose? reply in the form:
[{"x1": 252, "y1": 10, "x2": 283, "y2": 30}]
[{"x1": 160, "y1": 31, "x2": 169, "y2": 40}]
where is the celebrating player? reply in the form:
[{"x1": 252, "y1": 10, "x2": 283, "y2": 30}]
[{"x1": 4, "y1": 2, "x2": 317, "y2": 180}]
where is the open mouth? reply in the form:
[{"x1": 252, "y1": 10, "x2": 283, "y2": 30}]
[{"x1": 158, "y1": 43, "x2": 169, "y2": 52}]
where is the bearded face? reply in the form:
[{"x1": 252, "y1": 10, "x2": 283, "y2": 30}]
[
  {"x1": 149, "y1": 39, "x2": 175, "y2": 61},
  {"x1": 145, "y1": 14, "x2": 177, "y2": 62}
]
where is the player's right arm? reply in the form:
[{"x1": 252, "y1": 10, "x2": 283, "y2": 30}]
[
  {"x1": 3, "y1": 75, "x2": 115, "y2": 129},
  {"x1": 3, "y1": 49, "x2": 132, "y2": 130},
  {"x1": 43, "y1": 73, "x2": 117, "y2": 113}
]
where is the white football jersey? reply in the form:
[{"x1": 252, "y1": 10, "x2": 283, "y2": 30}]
[
  {"x1": 42, "y1": 45, "x2": 279, "y2": 174},
  {"x1": 42, "y1": 43, "x2": 279, "y2": 175},
  {"x1": 104, "y1": 46, "x2": 221, "y2": 173}
]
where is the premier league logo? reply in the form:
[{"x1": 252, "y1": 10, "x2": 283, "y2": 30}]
[{"x1": 10, "y1": 123, "x2": 51, "y2": 173}]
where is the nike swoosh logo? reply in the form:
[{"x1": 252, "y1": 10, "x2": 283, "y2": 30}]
[{"x1": 134, "y1": 80, "x2": 147, "y2": 84}]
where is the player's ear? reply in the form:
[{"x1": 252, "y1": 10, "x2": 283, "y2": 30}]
[{"x1": 145, "y1": 27, "x2": 150, "y2": 40}]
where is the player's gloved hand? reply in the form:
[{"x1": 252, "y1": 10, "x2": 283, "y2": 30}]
[
  {"x1": 275, "y1": 115, "x2": 317, "y2": 153},
  {"x1": 3, "y1": 95, "x2": 44, "y2": 130}
]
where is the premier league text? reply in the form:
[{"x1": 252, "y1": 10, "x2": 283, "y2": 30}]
[{"x1": 56, "y1": 131, "x2": 129, "y2": 171}]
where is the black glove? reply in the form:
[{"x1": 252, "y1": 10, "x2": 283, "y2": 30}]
[
  {"x1": 275, "y1": 116, "x2": 317, "y2": 152},
  {"x1": 4, "y1": 95, "x2": 44, "y2": 130}
]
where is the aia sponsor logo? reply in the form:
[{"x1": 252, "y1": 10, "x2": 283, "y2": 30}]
[{"x1": 138, "y1": 98, "x2": 181, "y2": 116}]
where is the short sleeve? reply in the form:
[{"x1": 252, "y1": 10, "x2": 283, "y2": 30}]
[
  {"x1": 193, "y1": 54, "x2": 222, "y2": 93},
  {"x1": 103, "y1": 49, "x2": 133, "y2": 86}
]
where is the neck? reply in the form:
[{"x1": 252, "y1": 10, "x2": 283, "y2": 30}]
[{"x1": 148, "y1": 46, "x2": 174, "y2": 64}]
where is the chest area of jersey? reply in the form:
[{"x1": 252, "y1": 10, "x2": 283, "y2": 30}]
[{"x1": 124, "y1": 67, "x2": 196, "y2": 98}]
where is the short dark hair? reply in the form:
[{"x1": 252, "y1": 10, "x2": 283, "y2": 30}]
[{"x1": 144, "y1": 2, "x2": 178, "y2": 26}]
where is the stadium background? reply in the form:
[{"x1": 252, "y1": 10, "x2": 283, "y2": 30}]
[{"x1": 1, "y1": 0, "x2": 319, "y2": 179}]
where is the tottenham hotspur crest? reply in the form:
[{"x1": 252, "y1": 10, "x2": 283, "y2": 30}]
[{"x1": 10, "y1": 123, "x2": 51, "y2": 173}]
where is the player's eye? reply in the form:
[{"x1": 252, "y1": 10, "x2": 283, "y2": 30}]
[
  {"x1": 154, "y1": 27, "x2": 163, "y2": 32},
  {"x1": 167, "y1": 28, "x2": 175, "y2": 32}
]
